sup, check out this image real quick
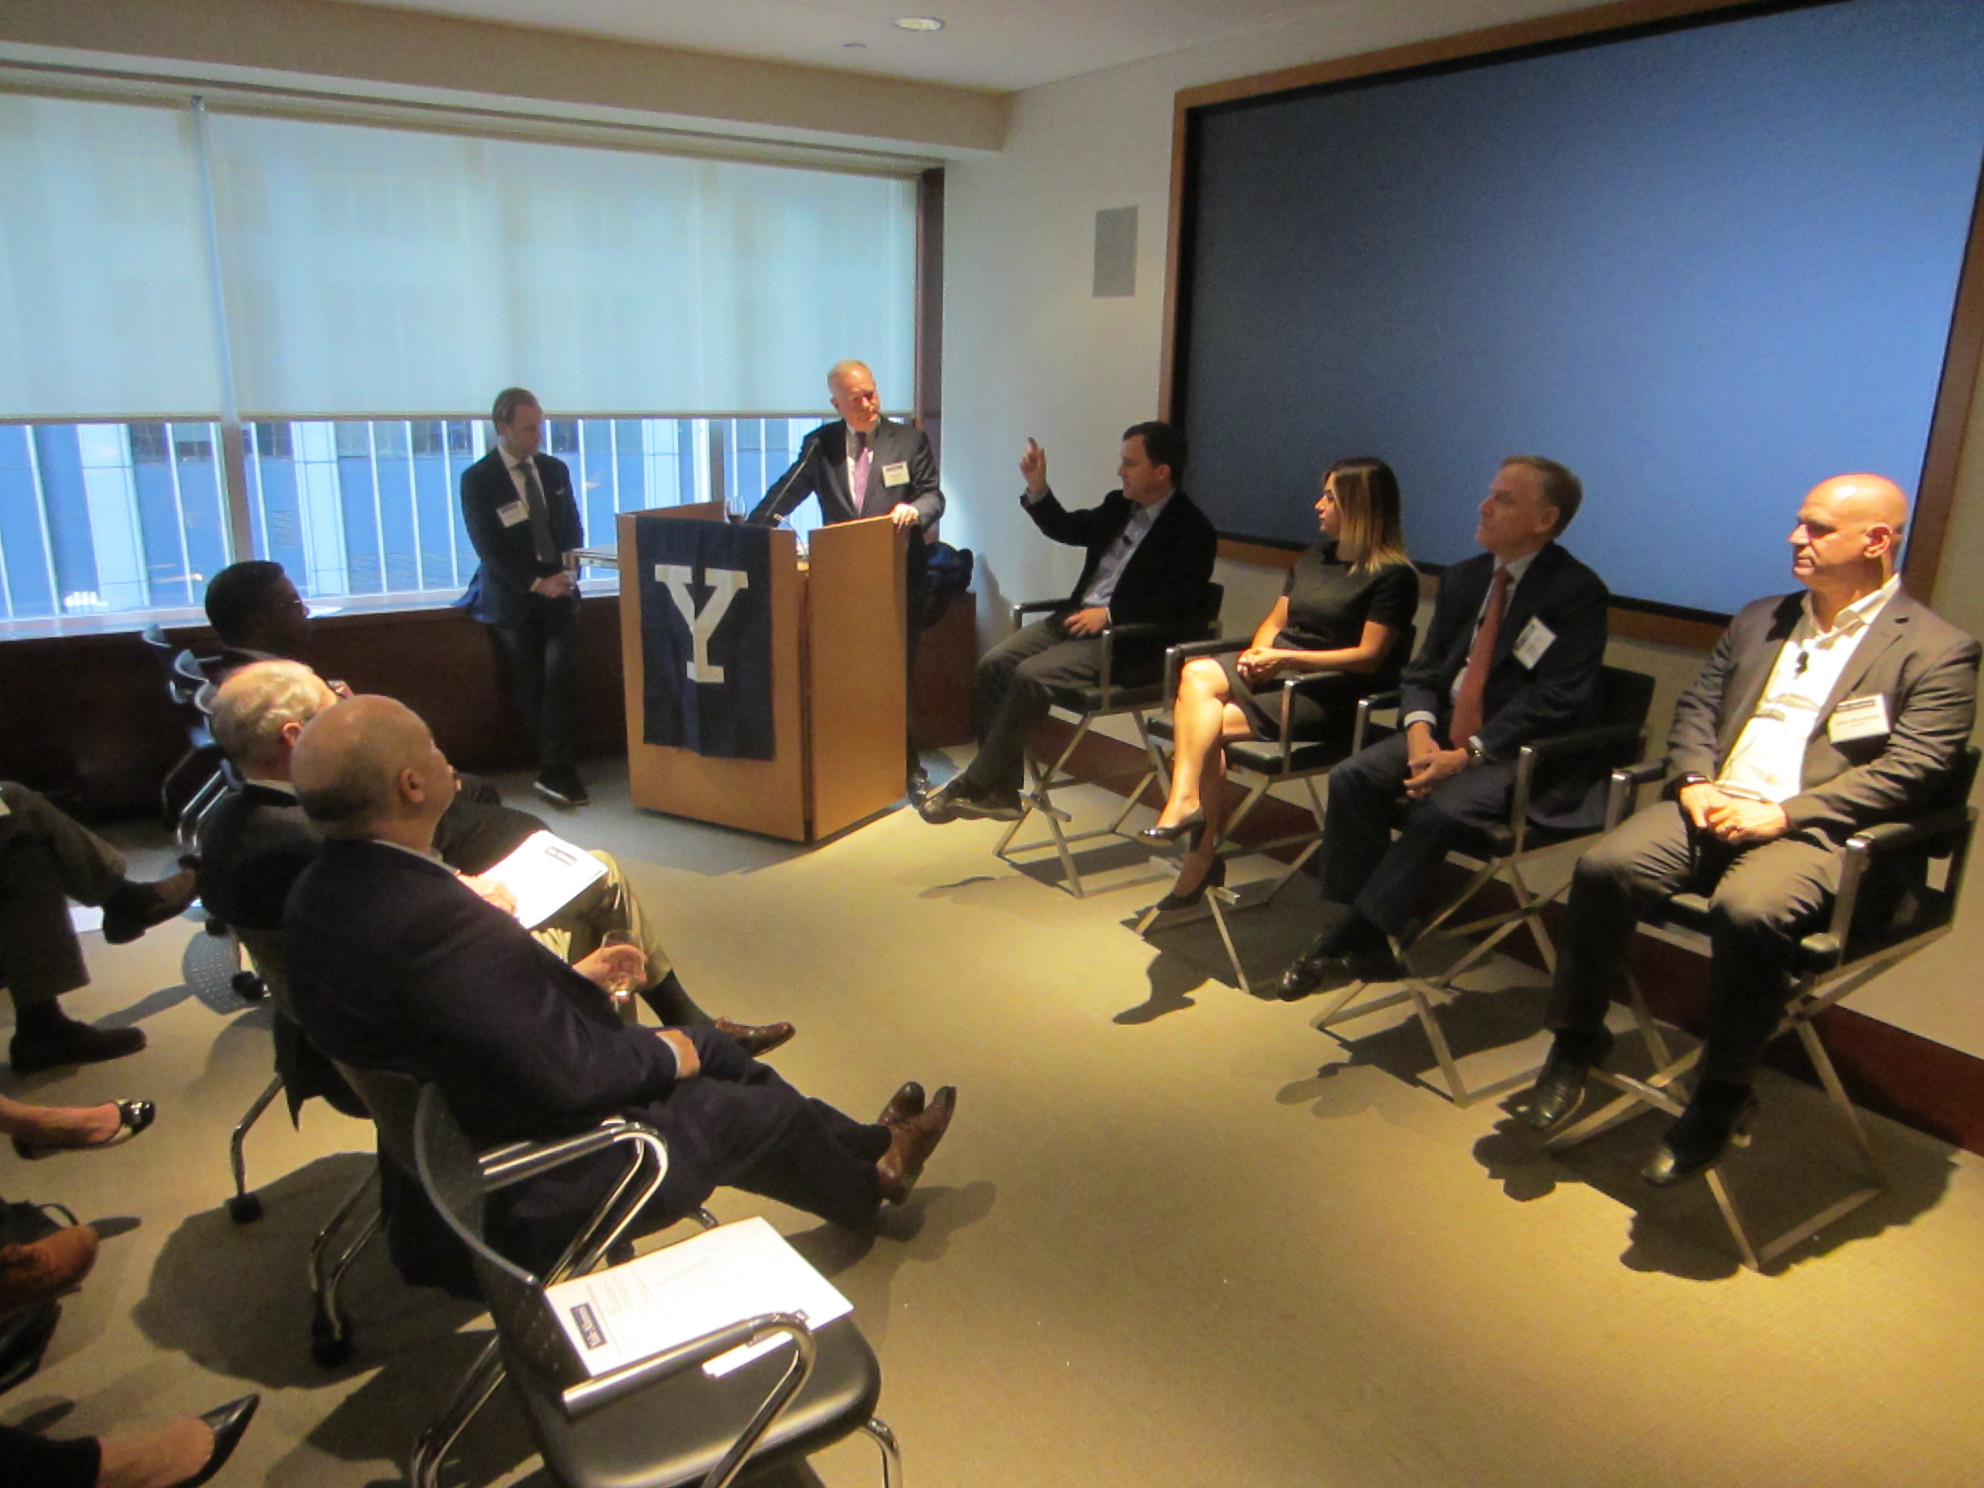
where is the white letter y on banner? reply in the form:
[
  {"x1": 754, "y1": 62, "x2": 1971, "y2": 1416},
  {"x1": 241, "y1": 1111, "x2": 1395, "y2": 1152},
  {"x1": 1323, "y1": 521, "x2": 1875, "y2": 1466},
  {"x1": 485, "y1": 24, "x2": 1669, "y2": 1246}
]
[{"x1": 654, "y1": 565, "x2": 750, "y2": 682}]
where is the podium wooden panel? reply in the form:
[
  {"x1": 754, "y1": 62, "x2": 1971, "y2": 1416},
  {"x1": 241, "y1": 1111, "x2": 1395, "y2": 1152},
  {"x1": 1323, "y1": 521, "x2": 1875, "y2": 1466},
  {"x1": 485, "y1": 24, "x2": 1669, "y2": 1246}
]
[{"x1": 618, "y1": 505, "x2": 906, "y2": 843}]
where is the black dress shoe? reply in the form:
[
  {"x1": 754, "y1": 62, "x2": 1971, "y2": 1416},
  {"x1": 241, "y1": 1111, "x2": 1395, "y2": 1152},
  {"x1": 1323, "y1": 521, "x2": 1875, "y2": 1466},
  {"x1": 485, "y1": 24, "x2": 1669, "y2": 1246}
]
[
  {"x1": 949, "y1": 789, "x2": 1025, "y2": 822},
  {"x1": 1521, "y1": 1028, "x2": 1614, "y2": 1131},
  {"x1": 533, "y1": 767, "x2": 590, "y2": 808},
  {"x1": 917, "y1": 782, "x2": 966, "y2": 824},
  {"x1": 12, "y1": 1098, "x2": 156, "y2": 1160},
  {"x1": 1275, "y1": 937, "x2": 1400, "y2": 1000},
  {"x1": 906, "y1": 765, "x2": 933, "y2": 800},
  {"x1": 1139, "y1": 809, "x2": 1206, "y2": 845},
  {"x1": 1152, "y1": 857, "x2": 1225, "y2": 913},
  {"x1": 1641, "y1": 1082, "x2": 1759, "y2": 1187},
  {"x1": 178, "y1": 1393, "x2": 260, "y2": 1487},
  {"x1": 9, "y1": 1022, "x2": 147, "y2": 1075},
  {"x1": 102, "y1": 867, "x2": 198, "y2": 944}
]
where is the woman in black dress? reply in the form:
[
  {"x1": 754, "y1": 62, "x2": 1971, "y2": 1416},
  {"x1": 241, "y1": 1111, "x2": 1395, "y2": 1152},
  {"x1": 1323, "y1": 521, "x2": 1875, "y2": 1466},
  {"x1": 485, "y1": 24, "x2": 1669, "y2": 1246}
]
[{"x1": 1143, "y1": 457, "x2": 1417, "y2": 909}]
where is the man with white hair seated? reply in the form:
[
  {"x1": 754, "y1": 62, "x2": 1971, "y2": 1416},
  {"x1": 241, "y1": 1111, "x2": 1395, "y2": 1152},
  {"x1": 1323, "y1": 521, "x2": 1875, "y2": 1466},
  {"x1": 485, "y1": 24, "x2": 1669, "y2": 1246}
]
[
  {"x1": 200, "y1": 660, "x2": 787, "y2": 1047},
  {"x1": 282, "y1": 694, "x2": 956, "y2": 1264}
]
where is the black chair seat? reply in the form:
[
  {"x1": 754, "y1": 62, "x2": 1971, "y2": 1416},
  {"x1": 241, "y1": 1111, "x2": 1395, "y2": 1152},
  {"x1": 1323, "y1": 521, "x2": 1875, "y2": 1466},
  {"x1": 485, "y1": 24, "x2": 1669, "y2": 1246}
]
[
  {"x1": 1046, "y1": 680, "x2": 1167, "y2": 714},
  {"x1": 518, "y1": 1318, "x2": 883, "y2": 1488},
  {"x1": 1223, "y1": 734, "x2": 1355, "y2": 777}
]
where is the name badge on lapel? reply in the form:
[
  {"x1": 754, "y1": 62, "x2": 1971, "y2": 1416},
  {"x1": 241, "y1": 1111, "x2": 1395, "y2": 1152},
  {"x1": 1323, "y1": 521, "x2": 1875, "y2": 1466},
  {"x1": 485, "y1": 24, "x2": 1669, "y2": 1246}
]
[
  {"x1": 497, "y1": 499, "x2": 530, "y2": 528},
  {"x1": 1827, "y1": 693, "x2": 1891, "y2": 744},
  {"x1": 882, "y1": 461, "x2": 910, "y2": 488},
  {"x1": 1513, "y1": 616, "x2": 1556, "y2": 670}
]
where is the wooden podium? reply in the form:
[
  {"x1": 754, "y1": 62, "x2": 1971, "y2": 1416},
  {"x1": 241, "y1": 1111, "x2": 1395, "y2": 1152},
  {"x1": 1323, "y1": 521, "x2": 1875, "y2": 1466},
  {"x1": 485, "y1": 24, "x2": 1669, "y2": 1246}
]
[{"x1": 617, "y1": 503, "x2": 907, "y2": 842}]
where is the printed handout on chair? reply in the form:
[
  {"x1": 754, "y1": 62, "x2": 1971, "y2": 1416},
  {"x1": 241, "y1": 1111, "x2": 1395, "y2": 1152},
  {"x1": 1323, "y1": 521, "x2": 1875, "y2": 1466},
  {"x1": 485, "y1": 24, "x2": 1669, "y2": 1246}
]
[
  {"x1": 481, "y1": 830, "x2": 608, "y2": 929},
  {"x1": 545, "y1": 1215, "x2": 853, "y2": 1378}
]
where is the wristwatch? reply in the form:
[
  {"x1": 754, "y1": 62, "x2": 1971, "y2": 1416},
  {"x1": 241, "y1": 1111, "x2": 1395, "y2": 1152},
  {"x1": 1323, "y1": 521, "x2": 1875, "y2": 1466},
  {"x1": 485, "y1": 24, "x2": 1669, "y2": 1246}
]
[{"x1": 1464, "y1": 739, "x2": 1485, "y2": 765}]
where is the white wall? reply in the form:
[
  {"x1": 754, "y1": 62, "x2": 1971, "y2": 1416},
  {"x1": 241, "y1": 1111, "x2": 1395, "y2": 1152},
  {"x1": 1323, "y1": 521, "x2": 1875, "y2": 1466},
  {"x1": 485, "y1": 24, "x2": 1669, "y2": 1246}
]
[{"x1": 939, "y1": 0, "x2": 1984, "y2": 1058}]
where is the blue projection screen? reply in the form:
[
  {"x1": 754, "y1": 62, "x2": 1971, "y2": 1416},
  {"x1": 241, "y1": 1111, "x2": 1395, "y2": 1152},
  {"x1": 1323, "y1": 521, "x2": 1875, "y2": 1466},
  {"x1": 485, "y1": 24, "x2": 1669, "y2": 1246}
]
[{"x1": 1178, "y1": 0, "x2": 1984, "y2": 616}]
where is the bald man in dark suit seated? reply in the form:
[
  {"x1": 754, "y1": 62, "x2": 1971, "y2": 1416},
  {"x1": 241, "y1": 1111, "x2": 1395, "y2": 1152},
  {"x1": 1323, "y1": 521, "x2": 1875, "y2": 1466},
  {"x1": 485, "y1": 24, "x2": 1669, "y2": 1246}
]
[{"x1": 280, "y1": 694, "x2": 955, "y2": 1268}]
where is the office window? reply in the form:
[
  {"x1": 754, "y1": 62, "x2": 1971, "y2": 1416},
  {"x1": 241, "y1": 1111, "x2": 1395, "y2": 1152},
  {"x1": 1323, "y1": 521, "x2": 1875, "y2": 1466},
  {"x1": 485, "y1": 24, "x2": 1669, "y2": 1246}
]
[{"x1": 0, "y1": 92, "x2": 920, "y2": 626}]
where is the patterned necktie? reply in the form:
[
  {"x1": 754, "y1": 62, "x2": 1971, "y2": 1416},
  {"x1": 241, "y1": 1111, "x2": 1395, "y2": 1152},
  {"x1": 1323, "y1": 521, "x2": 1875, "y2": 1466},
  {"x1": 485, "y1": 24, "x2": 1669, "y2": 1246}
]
[
  {"x1": 517, "y1": 459, "x2": 558, "y2": 566},
  {"x1": 1448, "y1": 565, "x2": 1511, "y2": 749},
  {"x1": 852, "y1": 431, "x2": 874, "y2": 515}
]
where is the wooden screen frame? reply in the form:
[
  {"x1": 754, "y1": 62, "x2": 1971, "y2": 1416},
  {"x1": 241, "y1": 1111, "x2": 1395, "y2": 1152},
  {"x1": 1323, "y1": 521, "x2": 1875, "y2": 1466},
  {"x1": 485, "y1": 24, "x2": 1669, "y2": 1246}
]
[{"x1": 1163, "y1": 0, "x2": 1984, "y2": 643}]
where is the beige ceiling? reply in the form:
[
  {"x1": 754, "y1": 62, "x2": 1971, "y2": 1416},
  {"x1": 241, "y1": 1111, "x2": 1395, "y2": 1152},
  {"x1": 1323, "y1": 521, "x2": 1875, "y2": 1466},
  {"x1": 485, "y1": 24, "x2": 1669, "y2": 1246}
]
[{"x1": 335, "y1": 0, "x2": 1366, "y2": 92}]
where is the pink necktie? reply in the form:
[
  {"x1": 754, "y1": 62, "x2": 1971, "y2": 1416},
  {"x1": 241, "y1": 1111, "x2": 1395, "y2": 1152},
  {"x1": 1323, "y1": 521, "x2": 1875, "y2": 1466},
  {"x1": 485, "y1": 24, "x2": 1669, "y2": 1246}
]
[
  {"x1": 853, "y1": 436, "x2": 874, "y2": 515},
  {"x1": 1448, "y1": 566, "x2": 1511, "y2": 750}
]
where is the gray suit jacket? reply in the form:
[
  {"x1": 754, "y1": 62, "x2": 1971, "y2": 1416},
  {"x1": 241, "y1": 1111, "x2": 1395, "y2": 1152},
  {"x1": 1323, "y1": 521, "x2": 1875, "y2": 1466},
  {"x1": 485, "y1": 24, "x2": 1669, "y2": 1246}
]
[{"x1": 1669, "y1": 588, "x2": 1980, "y2": 840}]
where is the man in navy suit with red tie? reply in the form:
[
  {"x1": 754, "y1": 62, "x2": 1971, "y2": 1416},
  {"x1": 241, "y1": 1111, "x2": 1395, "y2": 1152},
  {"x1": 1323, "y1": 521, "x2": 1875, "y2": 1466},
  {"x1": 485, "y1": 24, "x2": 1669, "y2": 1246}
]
[
  {"x1": 749, "y1": 360, "x2": 946, "y2": 792},
  {"x1": 1279, "y1": 456, "x2": 1610, "y2": 995}
]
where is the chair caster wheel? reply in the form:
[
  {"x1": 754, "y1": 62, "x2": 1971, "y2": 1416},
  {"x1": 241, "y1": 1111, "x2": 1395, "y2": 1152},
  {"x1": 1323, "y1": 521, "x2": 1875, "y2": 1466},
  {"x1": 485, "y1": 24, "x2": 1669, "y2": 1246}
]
[
  {"x1": 227, "y1": 1192, "x2": 264, "y2": 1224},
  {"x1": 311, "y1": 1305, "x2": 354, "y2": 1367},
  {"x1": 231, "y1": 970, "x2": 266, "y2": 1000}
]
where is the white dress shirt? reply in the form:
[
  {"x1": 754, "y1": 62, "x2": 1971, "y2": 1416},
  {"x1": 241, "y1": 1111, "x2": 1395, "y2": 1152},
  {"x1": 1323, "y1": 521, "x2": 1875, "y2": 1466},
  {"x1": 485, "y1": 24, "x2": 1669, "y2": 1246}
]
[{"x1": 1716, "y1": 575, "x2": 1900, "y2": 804}]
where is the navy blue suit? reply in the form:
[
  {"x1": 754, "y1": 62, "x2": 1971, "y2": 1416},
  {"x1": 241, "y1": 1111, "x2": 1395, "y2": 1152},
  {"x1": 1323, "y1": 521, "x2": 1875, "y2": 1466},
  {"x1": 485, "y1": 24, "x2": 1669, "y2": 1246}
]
[
  {"x1": 458, "y1": 447, "x2": 583, "y2": 772},
  {"x1": 1320, "y1": 540, "x2": 1611, "y2": 939},
  {"x1": 284, "y1": 839, "x2": 890, "y2": 1270}
]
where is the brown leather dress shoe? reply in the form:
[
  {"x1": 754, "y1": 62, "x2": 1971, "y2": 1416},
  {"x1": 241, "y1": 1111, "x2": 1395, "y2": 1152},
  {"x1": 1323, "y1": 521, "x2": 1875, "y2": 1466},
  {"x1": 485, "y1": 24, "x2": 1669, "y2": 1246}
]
[
  {"x1": 876, "y1": 1085, "x2": 956, "y2": 1204},
  {"x1": 713, "y1": 1018, "x2": 796, "y2": 1058},
  {"x1": 0, "y1": 1224, "x2": 99, "y2": 1314},
  {"x1": 878, "y1": 1081, "x2": 926, "y2": 1127}
]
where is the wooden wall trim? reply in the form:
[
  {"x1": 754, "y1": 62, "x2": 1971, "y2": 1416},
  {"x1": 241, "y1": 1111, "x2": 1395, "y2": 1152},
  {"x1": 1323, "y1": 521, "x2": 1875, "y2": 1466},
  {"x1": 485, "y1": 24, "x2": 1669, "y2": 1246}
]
[
  {"x1": 1173, "y1": 0, "x2": 1984, "y2": 617},
  {"x1": 1218, "y1": 538, "x2": 1729, "y2": 651}
]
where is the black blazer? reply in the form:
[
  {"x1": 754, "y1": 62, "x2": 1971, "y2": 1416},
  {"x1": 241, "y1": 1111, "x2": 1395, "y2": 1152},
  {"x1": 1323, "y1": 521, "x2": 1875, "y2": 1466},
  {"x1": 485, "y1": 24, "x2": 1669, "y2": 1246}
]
[
  {"x1": 1401, "y1": 541, "x2": 1610, "y2": 763},
  {"x1": 197, "y1": 783, "x2": 317, "y2": 932},
  {"x1": 284, "y1": 839, "x2": 691, "y2": 1267},
  {"x1": 1025, "y1": 486, "x2": 1218, "y2": 628},
  {"x1": 1669, "y1": 588, "x2": 1979, "y2": 840},
  {"x1": 748, "y1": 416, "x2": 945, "y2": 531},
  {"x1": 457, "y1": 448, "x2": 583, "y2": 627}
]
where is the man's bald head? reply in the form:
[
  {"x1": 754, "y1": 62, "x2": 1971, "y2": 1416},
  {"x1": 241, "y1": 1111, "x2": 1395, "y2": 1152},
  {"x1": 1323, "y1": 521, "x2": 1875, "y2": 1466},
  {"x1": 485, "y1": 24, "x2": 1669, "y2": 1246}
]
[
  {"x1": 292, "y1": 694, "x2": 453, "y2": 841},
  {"x1": 1791, "y1": 473, "x2": 1909, "y2": 603},
  {"x1": 211, "y1": 660, "x2": 337, "y2": 778}
]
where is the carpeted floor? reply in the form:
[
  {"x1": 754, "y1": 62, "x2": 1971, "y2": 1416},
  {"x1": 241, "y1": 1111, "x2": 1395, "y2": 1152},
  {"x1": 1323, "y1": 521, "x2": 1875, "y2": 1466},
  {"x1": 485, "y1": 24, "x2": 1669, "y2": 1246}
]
[{"x1": 6, "y1": 756, "x2": 1983, "y2": 1487}]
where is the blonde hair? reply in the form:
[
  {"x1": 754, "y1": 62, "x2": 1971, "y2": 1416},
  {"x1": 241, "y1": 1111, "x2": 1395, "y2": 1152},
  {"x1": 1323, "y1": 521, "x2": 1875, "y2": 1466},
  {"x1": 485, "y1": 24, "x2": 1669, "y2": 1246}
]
[
  {"x1": 1324, "y1": 457, "x2": 1411, "y2": 573},
  {"x1": 211, "y1": 660, "x2": 331, "y2": 774}
]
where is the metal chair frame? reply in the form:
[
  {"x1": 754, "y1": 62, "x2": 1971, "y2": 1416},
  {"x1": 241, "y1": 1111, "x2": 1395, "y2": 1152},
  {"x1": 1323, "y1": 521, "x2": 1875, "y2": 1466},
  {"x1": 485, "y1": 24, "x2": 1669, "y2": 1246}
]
[
  {"x1": 410, "y1": 1086, "x2": 898, "y2": 1488},
  {"x1": 1313, "y1": 667, "x2": 1655, "y2": 1106},
  {"x1": 994, "y1": 594, "x2": 1219, "y2": 899},
  {"x1": 1135, "y1": 636, "x2": 1401, "y2": 992},
  {"x1": 1546, "y1": 756, "x2": 1977, "y2": 1270}
]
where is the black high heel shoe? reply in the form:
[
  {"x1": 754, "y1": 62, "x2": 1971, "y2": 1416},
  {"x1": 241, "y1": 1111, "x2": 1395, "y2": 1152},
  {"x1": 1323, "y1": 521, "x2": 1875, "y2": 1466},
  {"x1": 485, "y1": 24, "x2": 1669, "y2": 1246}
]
[
  {"x1": 175, "y1": 1393, "x2": 260, "y2": 1487},
  {"x1": 12, "y1": 1099, "x2": 155, "y2": 1160},
  {"x1": 1139, "y1": 809, "x2": 1206, "y2": 845},
  {"x1": 1152, "y1": 857, "x2": 1226, "y2": 913}
]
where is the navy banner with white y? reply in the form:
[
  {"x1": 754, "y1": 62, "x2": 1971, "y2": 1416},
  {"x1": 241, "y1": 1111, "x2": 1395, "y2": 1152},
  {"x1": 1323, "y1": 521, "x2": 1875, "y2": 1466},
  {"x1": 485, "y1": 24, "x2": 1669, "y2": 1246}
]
[{"x1": 636, "y1": 517, "x2": 775, "y2": 760}]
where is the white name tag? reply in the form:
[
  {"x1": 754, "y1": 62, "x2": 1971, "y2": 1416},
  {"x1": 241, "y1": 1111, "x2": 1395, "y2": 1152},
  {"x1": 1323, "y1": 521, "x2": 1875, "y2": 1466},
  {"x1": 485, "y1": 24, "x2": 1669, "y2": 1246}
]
[
  {"x1": 497, "y1": 499, "x2": 530, "y2": 528},
  {"x1": 1828, "y1": 693, "x2": 1891, "y2": 744},
  {"x1": 882, "y1": 461, "x2": 910, "y2": 487},
  {"x1": 1513, "y1": 616, "x2": 1556, "y2": 670}
]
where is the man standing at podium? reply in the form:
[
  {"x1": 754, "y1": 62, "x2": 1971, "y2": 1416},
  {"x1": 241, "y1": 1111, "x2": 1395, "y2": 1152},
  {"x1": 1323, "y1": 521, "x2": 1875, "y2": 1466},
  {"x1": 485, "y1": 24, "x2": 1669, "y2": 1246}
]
[
  {"x1": 459, "y1": 387, "x2": 588, "y2": 810},
  {"x1": 748, "y1": 360, "x2": 947, "y2": 793}
]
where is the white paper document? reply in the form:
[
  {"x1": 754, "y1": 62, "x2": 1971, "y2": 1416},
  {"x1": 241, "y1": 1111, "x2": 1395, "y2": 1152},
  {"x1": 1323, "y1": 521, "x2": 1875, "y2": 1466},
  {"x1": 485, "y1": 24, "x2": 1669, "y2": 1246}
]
[
  {"x1": 482, "y1": 831, "x2": 608, "y2": 929},
  {"x1": 545, "y1": 1216, "x2": 853, "y2": 1378}
]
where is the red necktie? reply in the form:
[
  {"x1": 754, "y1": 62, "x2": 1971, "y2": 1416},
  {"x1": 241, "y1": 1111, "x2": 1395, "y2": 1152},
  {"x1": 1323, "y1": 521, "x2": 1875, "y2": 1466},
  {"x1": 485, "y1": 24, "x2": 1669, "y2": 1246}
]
[{"x1": 1448, "y1": 566, "x2": 1511, "y2": 750}]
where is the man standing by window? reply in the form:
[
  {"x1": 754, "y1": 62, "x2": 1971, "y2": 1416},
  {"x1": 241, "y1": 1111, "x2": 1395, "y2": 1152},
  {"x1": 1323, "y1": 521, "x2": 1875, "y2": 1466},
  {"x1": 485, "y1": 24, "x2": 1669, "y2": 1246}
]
[{"x1": 458, "y1": 388, "x2": 587, "y2": 808}]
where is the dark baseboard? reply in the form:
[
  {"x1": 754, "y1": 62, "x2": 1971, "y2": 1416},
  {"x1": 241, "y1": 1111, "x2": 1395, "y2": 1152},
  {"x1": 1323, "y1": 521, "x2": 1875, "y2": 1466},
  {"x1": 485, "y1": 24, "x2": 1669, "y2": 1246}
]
[{"x1": 1037, "y1": 718, "x2": 1984, "y2": 1159}]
